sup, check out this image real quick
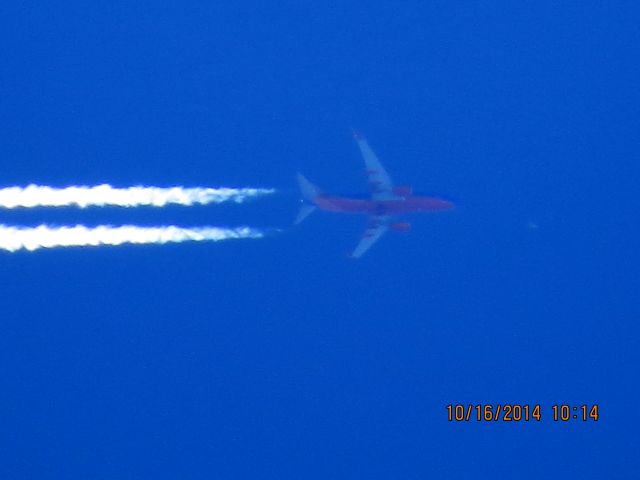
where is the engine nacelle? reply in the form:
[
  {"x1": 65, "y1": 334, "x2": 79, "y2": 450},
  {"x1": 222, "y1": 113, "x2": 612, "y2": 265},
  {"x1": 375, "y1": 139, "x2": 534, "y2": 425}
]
[
  {"x1": 392, "y1": 185, "x2": 413, "y2": 197},
  {"x1": 391, "y1": 222, "x2": 411, "y2": 232}
]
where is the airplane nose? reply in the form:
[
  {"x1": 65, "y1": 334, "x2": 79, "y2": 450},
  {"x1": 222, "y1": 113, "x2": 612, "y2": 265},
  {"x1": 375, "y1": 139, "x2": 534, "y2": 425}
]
[{"x1": 437, "y1": 199, "x2": 455, "y2": 210}]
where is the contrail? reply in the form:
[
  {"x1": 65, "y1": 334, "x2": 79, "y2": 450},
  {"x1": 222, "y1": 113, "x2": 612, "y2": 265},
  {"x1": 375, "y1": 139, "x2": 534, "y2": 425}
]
[
  {"x1": 0, "y1": 184, "x2": 275, "y2": 208},
  {"x1": 0, "y1": 224, "x2": 265, "y2": 252}
]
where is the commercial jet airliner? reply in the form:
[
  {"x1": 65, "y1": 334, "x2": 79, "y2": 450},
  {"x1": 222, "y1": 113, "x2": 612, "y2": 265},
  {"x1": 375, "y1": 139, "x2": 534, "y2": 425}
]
[{"x1": 295, "y1": 131, "x2": 455, "y2": 258}]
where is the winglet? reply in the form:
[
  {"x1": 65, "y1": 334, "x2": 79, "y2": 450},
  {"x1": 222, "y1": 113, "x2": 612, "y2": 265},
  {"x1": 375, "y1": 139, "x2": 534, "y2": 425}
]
[{"x1": 351, "y1": 128, "x2": 364, "y2": 140}]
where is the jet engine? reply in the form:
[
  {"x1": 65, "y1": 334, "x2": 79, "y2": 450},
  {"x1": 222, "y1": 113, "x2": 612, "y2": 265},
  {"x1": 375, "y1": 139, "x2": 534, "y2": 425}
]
[
  {"x1": 392, "y1": 185, "x2": 412, "y2": 197},
  {"x1": 391, "y1": 222, "x2": 411, "y2": 232}
]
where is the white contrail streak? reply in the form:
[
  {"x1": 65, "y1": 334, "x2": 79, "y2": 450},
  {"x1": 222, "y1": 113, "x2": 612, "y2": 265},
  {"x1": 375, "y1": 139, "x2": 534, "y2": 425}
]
[
  {"x1": 0, "y1": 224, "x2": 264, "y2": 252},
  {"x1": 0, "y1": 185, "x2": 275, "y2": 208}
]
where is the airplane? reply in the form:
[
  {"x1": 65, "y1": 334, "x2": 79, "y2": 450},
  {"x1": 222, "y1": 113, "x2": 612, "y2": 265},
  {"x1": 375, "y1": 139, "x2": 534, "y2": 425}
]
[{"x1": 295, "y1": 131, "x2": 455, "y2": 258}]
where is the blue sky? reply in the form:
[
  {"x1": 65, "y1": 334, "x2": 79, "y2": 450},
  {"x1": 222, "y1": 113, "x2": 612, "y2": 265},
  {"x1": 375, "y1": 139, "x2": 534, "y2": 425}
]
[{"x1": 1, "y1": 2, "x2": 638, "y2": 478}]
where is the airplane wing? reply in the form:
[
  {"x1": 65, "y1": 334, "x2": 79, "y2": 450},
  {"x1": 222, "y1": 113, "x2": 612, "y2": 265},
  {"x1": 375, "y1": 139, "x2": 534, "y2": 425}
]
[
  {"x1": 353, "y1": 131, "x2": 395, "y2": 200},
  {"x1": 350, "y1": 216, "x2": 389, "y2": 258}
]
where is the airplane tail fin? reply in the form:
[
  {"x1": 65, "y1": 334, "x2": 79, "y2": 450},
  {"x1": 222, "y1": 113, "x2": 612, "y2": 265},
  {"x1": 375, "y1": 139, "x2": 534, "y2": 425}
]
[{"x1": 295, "y1": 173, "x2": 321, "y2": 224}]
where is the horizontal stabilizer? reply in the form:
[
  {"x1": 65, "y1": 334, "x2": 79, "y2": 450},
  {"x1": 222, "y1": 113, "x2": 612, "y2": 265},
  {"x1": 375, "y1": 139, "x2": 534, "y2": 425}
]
[
  {"x1": 294, "y1": 204, "x2": 316, "y2": 225},
  {"x1": 296, "y1": 173, "x2": 321, "y2": 203}
]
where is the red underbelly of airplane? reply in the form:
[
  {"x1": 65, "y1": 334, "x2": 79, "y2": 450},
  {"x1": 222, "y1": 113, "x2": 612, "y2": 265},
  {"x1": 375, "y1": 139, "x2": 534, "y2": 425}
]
[{"x1": 316, "y1": 196, "x2": 454, "y2": 214}]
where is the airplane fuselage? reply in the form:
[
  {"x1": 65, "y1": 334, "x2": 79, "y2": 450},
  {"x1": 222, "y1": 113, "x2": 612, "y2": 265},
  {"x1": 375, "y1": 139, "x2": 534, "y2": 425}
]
[
  {"x1": 295, "y1": 132, "x2": 455, "y2": 257},
  {"x1": 315, "y1": 195, "x2": 454, "y2": 216}
]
